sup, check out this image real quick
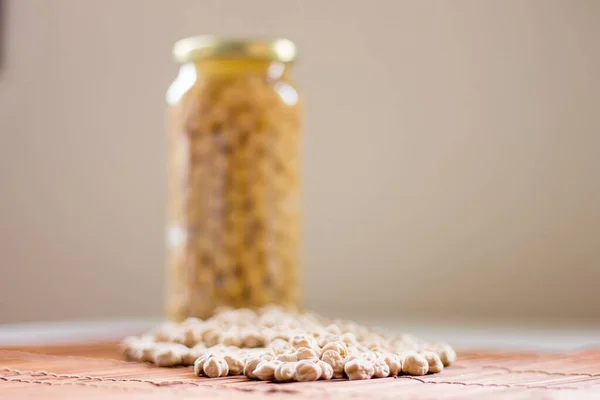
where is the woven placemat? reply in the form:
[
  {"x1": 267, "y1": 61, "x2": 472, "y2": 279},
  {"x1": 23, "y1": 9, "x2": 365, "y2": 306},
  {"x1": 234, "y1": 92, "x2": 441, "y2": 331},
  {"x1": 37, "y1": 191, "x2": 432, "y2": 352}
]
[{"x1": 1, "y1": 342, "x2": 599, "y2": 399}]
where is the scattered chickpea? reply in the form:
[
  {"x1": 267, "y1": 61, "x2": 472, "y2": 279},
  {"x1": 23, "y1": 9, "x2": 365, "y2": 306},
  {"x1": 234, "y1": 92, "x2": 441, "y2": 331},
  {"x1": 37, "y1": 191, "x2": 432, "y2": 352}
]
[
  {"x1": 340, "y1": 333, "x2": 359, "y2": 347},
  {"x1": 181, "y1": 328, "x2": 201, "y2": 348},
  {"x1": 428, "y1": 343, "x2": 456, "y2": 367},
  {"x1": 243, "y1": 357, "x2": 263, "y2": 379},
  {"x1": 422, "y1": 351, "x2": 444, "y2": 374},
  {"x1": 274, "y1": 362, "x2": 297, "y2": 382},
  {"x1": 269, "y1": 331, "x2": 292, "y2": 342},
  {"x1": 203, "y1": 328, "x2": 222, "y2": 347},
  {"x1": 321, "y1": 341, "x2": 348, "y2": 357},
  {"x1": 203, "y1": 355, "x2": 229, "y2": 378},
  {"x1": 361, "y1": 351, "x2": 379, "y2": 362},
  {"x1": 295, "y1": 347, "x2": 319, "y2": 361},
  {"x1": 153, "y1": 322, "x2": 181, "y2": 343},
  {"x1": 381, "y1": 353, "x2": 402, "y2": 377},
  {"x1": 270, "y1": 338, "x2": 291, "y2": 354},
  {"x1": 154, "y1": 322, "x2": 175, "y2": 335},
  {"x1": 222, "y1": 330, "x2": 243, "y2": 347},
  {"x1": 317, "y1": 360, "x2": 334, "y2": 380},
  {"x1": 344, "y1": 357, "x2": 375, "y2": 380},
  {"x1": 120, "y1": 336, "x2": 140, "y2": 360},
  {"x1": 291, "y1": 335, "x2": 320, "y2": 354},
  {"x1": 294, "y1": 360, "x2": 322, "y2": 382},
  {"x1": 121, "y1": 336, "x2": 155, "y2": 362},
  {"x1": 320, "y1": 350, "x2": 346, "y2": 379},
  {"x1": 224, "y1": 353, "x2": 245, "y2": 375},
  {"x1": 241, "y1": 330, "x2": 264, "y2": 348},
  {"x1": 181, "y1": 346, "x2": 201, "y2": 366},
  {"x1": 365, "y1": 340, "x2": 388, "y2": 352},
  {"x1": 276, "y1": 352, "x2": 298, "y2": 362},
  {"x1": 194, "y1": 355, "x2": 207, "y2": 376},
  {"x1": 372, "y1": 359, "x2": 391, "y2": 378},
  {"x1": 152, "y1": 343, "x2": 187, "y2": 367},
  {"x1": 252, "y1": 360, "x2": 278, "y2": 381},
  {"x1": 402, "y1": 353, "x2": 429, "y2": 376}
]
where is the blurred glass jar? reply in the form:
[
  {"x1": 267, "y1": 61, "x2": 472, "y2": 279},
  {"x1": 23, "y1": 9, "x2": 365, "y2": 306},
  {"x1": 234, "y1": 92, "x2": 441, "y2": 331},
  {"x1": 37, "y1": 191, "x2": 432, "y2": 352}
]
[{"x1": 165, "y1": 36, "x2": 302, "y2": 321}]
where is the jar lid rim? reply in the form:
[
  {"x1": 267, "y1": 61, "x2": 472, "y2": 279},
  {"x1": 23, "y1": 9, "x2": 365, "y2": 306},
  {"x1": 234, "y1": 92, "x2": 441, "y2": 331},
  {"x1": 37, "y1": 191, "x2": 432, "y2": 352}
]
[{"x1": 172, "y1": 36, "x2": 298, "y2": 64}]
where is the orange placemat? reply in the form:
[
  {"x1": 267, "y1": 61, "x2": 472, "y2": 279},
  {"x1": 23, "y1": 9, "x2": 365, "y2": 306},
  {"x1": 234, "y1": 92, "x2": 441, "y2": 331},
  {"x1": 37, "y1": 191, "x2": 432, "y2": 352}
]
[{"x1": 1, "y1": 341, "x2": 600, "y2": 399}]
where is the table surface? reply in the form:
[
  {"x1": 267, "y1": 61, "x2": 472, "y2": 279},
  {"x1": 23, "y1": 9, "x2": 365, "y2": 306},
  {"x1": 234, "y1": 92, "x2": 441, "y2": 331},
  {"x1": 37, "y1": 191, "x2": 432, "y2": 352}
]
[{"x1": 1, "y1": 320, "x2": 599, "y2": 399}]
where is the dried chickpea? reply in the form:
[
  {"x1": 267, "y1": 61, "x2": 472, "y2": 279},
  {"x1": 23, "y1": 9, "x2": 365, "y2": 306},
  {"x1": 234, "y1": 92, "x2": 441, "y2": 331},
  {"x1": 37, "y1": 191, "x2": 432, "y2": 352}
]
[
  {"x1": 317, "y1": 360, "x2": 334, "y2": 380},
  {"x1": 121, "y1": 336, "x2": 155, "y2": 362},
  {"x1": 274, "y1": 362, "x2": 297, "y2": 382},
  {"x1": 317, "y1": 335, "x2": 339, "y2": 348},
  {"x1": 182, "y1": 327, "x2": 203, "y2": 348},
  {"x1": 243, "y1": 357, "x2": 263, "y2": 379},
  {"x1": 422, "y1": 351, "x2": 444, "y2": 374},
  {"x1": 141, "y1": 344, "x2": 159, "y2": 363},
  {"x1": 269, "y1": 338, "x2": 291, "y2": 354},
  {"x1": 203, "y1": 355, "x2": 229, "y2": 378},
  {"x1": 153, "y1": 323, "x2": 183, "y2": 343},
  {"x1": 295, "y1": 347, "x2": 319, "y2": 361},
  {"x1": 320, "y1": 350, "x2": 345, "y2": 379},
  {"x1": 361, "y1": 351, "x2": 379, "y2": 362},
  {"x1": 365, "y1": 340, "x2": 389, "y2": 352},
  {"x1": 340, "y1": 333, "x2": 359, "y2": 347},
  {"x1": 428, "y1": 343, "x2": 456, "y2": 367},
  {"x1": 291, "y1": 335, "x2": 320, "y2": 353},
  {"x1": 241, "y1": 329, "x2": 265, "y2": 348},
  {"x1": 381, "y1": 353, "x2": 402, "y2": 377},
  {"x1": 402, "y1": 353, "x2": 429, "y2": 376},
  {"x1": 372, "y1": 359, "x2": 391, "y2": 378},
  {"x1": 224, "y1": 353, "x2": 245, "y2": 375},
  {"x1": 182, "y1": 346, "x2": 202, "y2": 366},
  {"x1": 221, "y1": 330, "x2": 242, "y2": 347},
  {"x1": 153, "y1": 343, "x2": 187, "y2": 367},
  {"x1": 260, "y1": 354, "x2": 275, "y2": 361},
  {"x1": 252, "y1": 360, "x2": 278, "y2": 381},
  {"x1": 194, "y1": 356, "x2": 206, "y2": 376},
  {"x1": 276, "y1": 352, "x2": 298, "y2": 362},
  {"x1": 203, "y1": 328, "x2": 222, "y2": 347},
  {"x1": 321, "y1": 341, "x2": 348, "y2": 357},
  {"x1": 294, "y1": 360, "x2": 322, "y2": 382},
  {"x1": 344, "y1": 357, "x2": 375, "y2": 380}
]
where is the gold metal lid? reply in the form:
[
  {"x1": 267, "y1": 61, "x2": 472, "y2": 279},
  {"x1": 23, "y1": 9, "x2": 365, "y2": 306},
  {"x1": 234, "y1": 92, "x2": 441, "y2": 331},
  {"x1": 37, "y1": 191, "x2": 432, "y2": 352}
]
[{"x1": 172, "y1": 36, "x2": 297, "y2": 64}]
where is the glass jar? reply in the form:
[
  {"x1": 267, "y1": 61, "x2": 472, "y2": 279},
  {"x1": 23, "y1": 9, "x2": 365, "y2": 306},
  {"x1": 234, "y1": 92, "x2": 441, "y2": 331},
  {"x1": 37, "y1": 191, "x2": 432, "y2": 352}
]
[{"x1": 165, "y1": 37, "x2": 302, "y2": 321}]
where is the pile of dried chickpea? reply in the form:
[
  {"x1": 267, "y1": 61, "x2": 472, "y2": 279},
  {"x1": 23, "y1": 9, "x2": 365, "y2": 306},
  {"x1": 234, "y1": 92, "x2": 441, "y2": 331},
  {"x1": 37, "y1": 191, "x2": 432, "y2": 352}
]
[{"x1": 121, "y1": 305, "x2": 455, "y2": 382}]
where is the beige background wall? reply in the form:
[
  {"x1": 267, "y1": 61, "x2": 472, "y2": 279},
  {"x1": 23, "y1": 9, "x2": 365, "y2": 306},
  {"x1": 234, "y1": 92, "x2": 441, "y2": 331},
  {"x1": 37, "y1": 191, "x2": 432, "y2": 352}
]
[{"x1": 1, "y1": 0, "x2": 599, "y2": 324}]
